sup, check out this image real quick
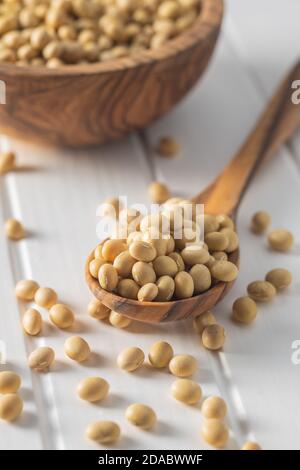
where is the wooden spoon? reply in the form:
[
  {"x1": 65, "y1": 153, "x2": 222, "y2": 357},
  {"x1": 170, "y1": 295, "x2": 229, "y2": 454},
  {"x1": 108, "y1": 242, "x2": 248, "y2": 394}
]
[{"x1": 86, "y1": 61, "x2": 300, "y2": 323}]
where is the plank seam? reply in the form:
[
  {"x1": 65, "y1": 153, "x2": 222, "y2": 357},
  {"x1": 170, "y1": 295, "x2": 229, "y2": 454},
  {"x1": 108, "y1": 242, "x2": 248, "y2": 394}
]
[{"x1": 0, "y1": 135, "x2": 64, "y2": 450}]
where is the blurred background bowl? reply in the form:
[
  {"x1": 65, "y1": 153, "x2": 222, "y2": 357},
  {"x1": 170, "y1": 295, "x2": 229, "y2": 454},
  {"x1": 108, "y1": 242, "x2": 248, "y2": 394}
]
[{"x1": 0, "y1": 0, "x2": 223, "y2": 148}]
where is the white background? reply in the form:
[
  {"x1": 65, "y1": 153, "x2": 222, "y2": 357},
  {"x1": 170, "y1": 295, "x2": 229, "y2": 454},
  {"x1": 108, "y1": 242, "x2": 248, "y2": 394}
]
[{"x1": 0, "y1": 0, "x2": 300, "y2": 450}]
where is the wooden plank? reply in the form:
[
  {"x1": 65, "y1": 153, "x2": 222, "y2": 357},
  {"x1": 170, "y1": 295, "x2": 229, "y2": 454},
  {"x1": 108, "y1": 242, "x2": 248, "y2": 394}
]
[{"x1": 145, "y1": 14, "x2": 300, "y2": 449}]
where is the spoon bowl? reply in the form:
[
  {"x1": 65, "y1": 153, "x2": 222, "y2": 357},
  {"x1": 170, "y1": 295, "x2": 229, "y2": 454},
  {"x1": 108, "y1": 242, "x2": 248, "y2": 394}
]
[
  {"x1": 86, "y1": 249, "x2": 239, "y2": 323},
  {"x1": 86, "y1": 60, "x2": 300, "y2": 323}
]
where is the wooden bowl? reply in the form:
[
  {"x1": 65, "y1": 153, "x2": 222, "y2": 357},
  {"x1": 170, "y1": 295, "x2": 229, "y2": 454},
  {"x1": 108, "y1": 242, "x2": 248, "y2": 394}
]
[{"x1": 0, "y1": 0, "x2": 223, "y2": 148}]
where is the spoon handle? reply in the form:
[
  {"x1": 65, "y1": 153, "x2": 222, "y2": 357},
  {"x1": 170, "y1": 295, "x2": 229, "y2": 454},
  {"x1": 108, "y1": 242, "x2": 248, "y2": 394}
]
[{"x1": 193, "y1": 60, "x2": 300, "y2": 215}]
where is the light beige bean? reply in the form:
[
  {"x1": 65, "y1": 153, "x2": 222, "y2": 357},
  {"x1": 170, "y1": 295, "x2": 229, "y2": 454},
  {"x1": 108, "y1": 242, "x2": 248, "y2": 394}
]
[
  {"x1": 142, "y1": 231, "x2": 168, "y2": 256},
  {"x1": 15, "y1": 279, "x2": 39, "y2": 300},
  {"x1": 181, "y1": 245, "x2": 210, "y2": 266},
  {"x1": 34, "y1": 287, "x2": 58, "y2": 309},
  {"x1": 153, "y1": 255, "x2": 178, "y2": 277},
  {"x1": 216, "y1": 214, "x2": 234, "y2": 230},
  {"x1": 0, "y1": 371, "x2": 21, "y2": 394},
  {"x1": 203, "y1": 214, "x2": 219, "y2": 234},
  {"x1": 171, "y1": 378, "x2": 202, "y2": 404},
  {"x1": 268, "y1": 229, "x2": 294, "y2": 252},
  {"x1": 129, "y1": 240, "x2": 157, "y2": 262},
  {"x1": 148, "y1": 341, "x2": 174, "y2": 368},
  {"x1": 169, "y1": 354, "x2": 197, "y2": 377},
  {"x1": 86, "y1": 420, "x2": 120, "y2": 444},
  {"x1": 98, "y1": 264, "x2": 118, "y2": 291},
  {"x1": 28, "y1": 346, "x2": 55, "y2": 372},
  {"x1": 125, "y1": 403, "x2": 156, "y2": 429},
  {"x1": 247, "y1": 281, "x2": 276, "y2": 302},
  {"x1": 232, "y1": 296, "x2": 257, "y2": 324},
  {"x1": 117, "y1": 278, "x2": 139, "y2": 299},
  {"x1": 22, "y1": 308, "x2": 42, "y2": 335},
  {"x1": 77, "y1": 377, "x2": 109, "y2": 402},
  {"x1": 220, "y1": 228, "x2": 239, "y2": 253},
  {"x1": 168, "y1": 252, "x2": 185, "y2": 271},
  {"x1": 109, "y1": 310, "x2": 132, "y2": 328},
  {"x1": 102, "y1": 239, "x2": 126, "y2": 262},
  {"x1": 148, "y1": 181, "x2": 171, "y2": 204},
  {"x1": 189, "y1": 264, "x2": 211, "y2": 294},
  {"x1": 210, "y1": 261, "x2": 238, "y2": 282},
  {"x1": 138, "y1": 283, "x2": 158, "y2": 302},
  {"x1": 202, "y1": 324, "x2": 226, "y2": 350},
  {"x1": 132, "y1": 261, "x2": 156, "y2": 286},
  {"x1": 174, "y1": 271, "x2": 194, "y2": 299},
  {"x1": 251, "y1": 211, "x2": 271, "y2": 234},
  {"x1": 87, "y1": 299, "x2": 110, "y2": 320},
  {"x1": 117, "y1": 347, "x2": 145, "y2": 372},
  {"x1": 241, "y1": 441, "x2": 262, "y2": 450},
  {"x1": 212, "y1": 251, "x2": 228, "y2": 261},
  {"x1": 205, "y1": 232, "x2": 229, "y2": 251},
  {"x1": 0, "y1": 394, "x2": 23, "y2": 422},
  {"x1": 5, "y1": 218, "x2": 25, "y2": 240},
  {"x1": 64, "y1": 336, "x2": 90, "y2": 362},
  {"x1": 201, "y1": 396, "x2": 227, "y2": 420},
  {"x1": 156, "y1": 275, "x2": 175, "y2": 301},
  {"x1": 49, "y1": 304, "x2": 75, "y2": 329},
  {"x1": 89, "y1": 257, "x2": 105, "y2": 278},
  {"x1": 193, "y1": 311, "x2": 217, "y2": 335},
  {"x1": 113, "y1": 250, "x2": 136, "y2": 277},
  {"x1": 265, "y1": 268, "x2": 292, "y2": 290},
  {"x1": 201, "y1": 419, "x2": 229, "y2": 449}
]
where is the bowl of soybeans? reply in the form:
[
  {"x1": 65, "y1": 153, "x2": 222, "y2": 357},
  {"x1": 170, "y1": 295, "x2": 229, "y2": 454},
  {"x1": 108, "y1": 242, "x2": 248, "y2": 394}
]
[{"x1": 0, "y1": 0, "x2": 223, "y2": 147}]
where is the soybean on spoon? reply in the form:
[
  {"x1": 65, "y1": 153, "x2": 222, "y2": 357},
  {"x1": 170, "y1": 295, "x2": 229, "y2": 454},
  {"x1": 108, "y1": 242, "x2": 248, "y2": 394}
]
[{"x1": 86, "y1": 61, "x2": 300, "y2": 323}]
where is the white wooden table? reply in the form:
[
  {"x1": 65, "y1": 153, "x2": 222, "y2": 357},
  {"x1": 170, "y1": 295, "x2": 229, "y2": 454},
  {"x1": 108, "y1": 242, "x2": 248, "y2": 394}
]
[{"x1": 1, "y1": 0, "x2": 300, "y2": 450}]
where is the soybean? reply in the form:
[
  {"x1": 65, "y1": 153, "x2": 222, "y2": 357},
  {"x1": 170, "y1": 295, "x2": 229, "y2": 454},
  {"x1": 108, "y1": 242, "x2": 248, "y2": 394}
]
[
  {"x1": 77, "y1": 377, "x2": 109, "y2": 402},
  {"x1": 117, "y1": 347, "x2": 145, "y2": 372},
  {"x1": 251, "y1": 211, "x2": 271, "y2": 234},
  {"x1": 201, "y1": 419, "x2": 229, "y2": 449},
  {"x1": 125, "y1": 403, "x2": 157, "y2": 429},
  {"x1": 268, "y1": 229, "x2": 294, "y2": 252},
  {"x1": 132, "y1": 261, "x2": 156, "y2": 286},
  {"x1": 0, "y1": 394, "x2": 23, "y2": 422},
  {"x1": 148, "y1": 181, "x2": 171, "y2": 204},
  {"x1": 202, "y1": 324, "x2": 226, "y2": 350},
  {"x1": 98, "y1": 264, "x2": 118, "y2": 292},
  {"x1": 189, "y1": 264, "x2": 211, "y2": 294},
  {"x1": 28, "y1": 347, "x2": 55, "y2": 372},
  {"x1": 22, "y1": 308, "x2": 42, "y2": 335},
  {"x1": 232, "y1": 297, "x2": 257, "y2": 324},
  {"x1": 64, "y1": 336, "x2": 91, "y2": 362},
  {"x1": 109, "y1": 311, "x2": 132, "y2": 329},
  {"x1": 15, "y1": 279, "x2": 39, "y2": 301},
  {"x1": 201, "y1": 396, "x2": 227, "y2": 420},
  {"x1": 49, "y1": 304, "x2": 75, "y2": 329},
  {"x1": 0, "y1": 371, "x2": 21, "y2": 394},
  {"x1": 171, "y1": 378, "x2": 202, "y2": 404},
  {"x1": 86, "y1": 420, "x2": 120, "y2": 444},
  {"x1": 174, "y1": 271, "x2": 194, "y2": 299},
  {"x1": 210, "y1": 261, "x2": 238, "y2": 282},
  {"x1": 87, "y1": 299, "x2": 110, "y2": 320},
  {"x1": 138, "y1": 283, "x2": 158, "y2": 302},
  {"x1": 193, "y1": 311, "x2": 217, "y2": 335},
  {"x1": 34, "y1": 287, "x2": 58, "y2": 309},
  {"x1": 5, "y1": 218, "x2": 25, "y2": 240},
  {"x1": 247, "y1": 281, "x2": 276, "y2": 302},
  {"x1": 265, "y1": 268, "x2": 292, "y2": 290},
  {"x1": 156, "y1": 275, "x2": 175, "y2": 301},
  {"x1": 169, "y1": 354, "x2": 197, "y2": 377},
  {"x1": 117, "y1": 279, "x2": 139, "y2": 299},
  {"x1": 148, "y1": 341, "x2": 174, "y2": 368}
]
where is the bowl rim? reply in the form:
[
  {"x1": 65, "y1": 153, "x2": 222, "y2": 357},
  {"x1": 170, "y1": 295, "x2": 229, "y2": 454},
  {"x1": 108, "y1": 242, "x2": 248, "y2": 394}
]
[{"x1": 0, "y1": 0, "x2": 223, "y2": 78}]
